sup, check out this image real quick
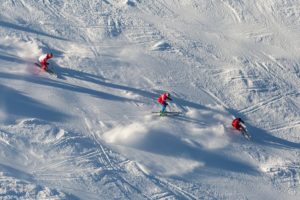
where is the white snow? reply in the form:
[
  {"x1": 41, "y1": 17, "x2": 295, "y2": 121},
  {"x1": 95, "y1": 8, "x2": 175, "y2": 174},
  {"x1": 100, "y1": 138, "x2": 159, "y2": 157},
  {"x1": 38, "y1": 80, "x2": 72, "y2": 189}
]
[{"x1": 1, "y1": 0, "x2": 300, "y2": 199}]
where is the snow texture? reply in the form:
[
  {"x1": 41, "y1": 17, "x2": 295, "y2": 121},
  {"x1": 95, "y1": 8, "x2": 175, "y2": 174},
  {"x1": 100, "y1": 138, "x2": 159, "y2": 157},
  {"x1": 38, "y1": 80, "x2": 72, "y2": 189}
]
[{"x1": 0, "y1": 0, "x2": 300, "y2": 199}]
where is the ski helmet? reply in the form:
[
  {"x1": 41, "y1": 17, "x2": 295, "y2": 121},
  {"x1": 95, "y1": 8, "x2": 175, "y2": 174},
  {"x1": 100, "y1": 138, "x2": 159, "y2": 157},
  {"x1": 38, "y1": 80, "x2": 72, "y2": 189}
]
[
  {"x1": 166, "y1": 92, "x2": 170, "y2": 97},
  {"x1": 48, "y1": 53, "x2": 53, "y2": 58}
]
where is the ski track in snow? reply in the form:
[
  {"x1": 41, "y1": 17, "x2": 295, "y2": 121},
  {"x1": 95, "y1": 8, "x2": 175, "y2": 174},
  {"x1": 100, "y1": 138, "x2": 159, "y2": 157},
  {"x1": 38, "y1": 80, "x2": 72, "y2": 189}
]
[{"x1": 1, "y1": 0, "x2": 300, "y2": 199}]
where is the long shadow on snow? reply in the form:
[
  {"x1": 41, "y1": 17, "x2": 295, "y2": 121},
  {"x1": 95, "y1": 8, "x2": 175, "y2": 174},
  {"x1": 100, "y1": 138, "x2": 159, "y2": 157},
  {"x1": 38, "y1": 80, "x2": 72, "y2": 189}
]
[
  {"x1": 0, "y1": 53, "x2": 26, "y2": 64},
  {"x1": 228, "y1": 108, "x2": 300, "y2": 149},
  {"x1": 0, "y1": 163, "x2": 34, "y2": 182},
  {"x1": 52, "y1": 68, "x2": 258, "y2": 174},
  {"x1": 53, "y1": 65, "x2": 226, "y2": 114},
  {"x1": 53, "y1": 64, "x2": 152, "y2": 99},
  {"x1": 55, "y1": 66, "x2": 297, "y2": 150},
  {"x1": 0, "y1": 44, "x2": 18, "y2": 51},
  {"x1": 0, "y1": 21, "x2": 67, "y2": 41},
  {"x1": 0, "y1": 44, "x2": 27, "y2": 64},
  {"x1": 132, "y1": 130, "x2": 259, "y2": 175},
  {"x1": 0, "y1": 72, "x2": 137, "y2": 103},
  {"x1": 248, "y1": 124, "x2": 300, "y2": 149},
  {"x1": 0, "y1": 84, "x2": 68, "y2": 123},
  {"x1": 53, "y1": 64, "x2": 106, "y2": 83}
]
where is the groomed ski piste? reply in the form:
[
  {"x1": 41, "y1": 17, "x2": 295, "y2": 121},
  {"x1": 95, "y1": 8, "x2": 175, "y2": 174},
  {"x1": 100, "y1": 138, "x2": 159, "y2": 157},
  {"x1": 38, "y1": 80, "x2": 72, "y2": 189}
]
[{"x1": 0, "y1": 0, "x2": 300, "y2": 199}]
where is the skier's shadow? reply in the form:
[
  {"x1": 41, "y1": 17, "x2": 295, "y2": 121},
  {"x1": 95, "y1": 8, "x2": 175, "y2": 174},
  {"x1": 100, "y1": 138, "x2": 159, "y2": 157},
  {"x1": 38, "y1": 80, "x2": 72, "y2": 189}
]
[
  {"x1": 0, "y1": 71, "x2": 138, "y2": 105},
  {"x1": 248, "y1": 124, "x2": 300, "y2": 149},
  {"x1": 228, "y1": 108, "x2": 300, "y2": 149},
  {"x1": 51, "y1": 63, "x2": 160, "y2": 101},
  {"x1": 51, "y1": 63, "x2": 106, "y2": 82},
  {"x1": 52, "y1": 64, "x2": 226, "y2": 115},
  {"x1": 0, "y1": 83, "x2": 69, "y2": 123},
  {"x1": 51, "y1": 65, "x2": 298, "y2": 152},
  {"x1": 0, "y1": 20, "x2": 67, "y2": 41}
]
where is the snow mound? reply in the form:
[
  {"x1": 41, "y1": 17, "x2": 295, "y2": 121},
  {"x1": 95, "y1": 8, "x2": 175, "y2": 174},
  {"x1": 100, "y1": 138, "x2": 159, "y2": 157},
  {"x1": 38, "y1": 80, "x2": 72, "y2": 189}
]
[
  {"x1": 124, "y1": 0, "x2": 137, "y2": 6},
  {"x1": 103, "y1": 122, "x2": 147, "y2": 145},
  {"x1": 103, "y1": 107, "x2": 232, "y2": 176},
  {"x1": 0, "y1": 172, "x2": 74, "y2": 200},
  {"x1": 150, "y1": 41, "x2": 171, "y2": 51},
  {"x1": 260, "y1": 157, "x2": 300, "y2": 194},
  {"x1": 102, "y1": 119, "x2": 203, "y2": 176}
]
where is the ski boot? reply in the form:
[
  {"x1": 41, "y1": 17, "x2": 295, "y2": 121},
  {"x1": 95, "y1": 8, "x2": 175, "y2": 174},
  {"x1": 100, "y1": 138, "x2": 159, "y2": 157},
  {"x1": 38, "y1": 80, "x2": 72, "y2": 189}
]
[{"x1": 160, "y1": 111, "x2": 167, "y2": 116}]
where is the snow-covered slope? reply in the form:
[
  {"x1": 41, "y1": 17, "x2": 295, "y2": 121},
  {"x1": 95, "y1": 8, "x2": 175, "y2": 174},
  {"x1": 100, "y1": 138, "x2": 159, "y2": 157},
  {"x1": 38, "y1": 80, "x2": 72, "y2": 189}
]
[{"x1": 0, "y1": 0, "x2": 300, "y2": 199}]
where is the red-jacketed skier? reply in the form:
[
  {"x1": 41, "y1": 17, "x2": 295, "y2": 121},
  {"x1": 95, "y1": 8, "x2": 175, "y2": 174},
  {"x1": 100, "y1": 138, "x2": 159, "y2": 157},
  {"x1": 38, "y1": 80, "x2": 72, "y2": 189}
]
[
  {"x1": 157, "y1": 92, "x2": 172, "y2": 115},
  {"x1": 232, "y1": 118, "x2": 245, "y2": 131},
  {"x1": 232, "y1": 117, "x2": 251, "y2": 139},
  {"x1": 38, "y1": 53, "x2": 53, "y2": 71}
]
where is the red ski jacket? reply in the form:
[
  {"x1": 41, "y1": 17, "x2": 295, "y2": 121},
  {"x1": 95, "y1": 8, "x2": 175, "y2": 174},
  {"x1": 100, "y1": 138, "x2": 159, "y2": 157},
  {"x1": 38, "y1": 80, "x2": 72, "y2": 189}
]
[
  {"x1": 157, "y1": 93, "x2": 170, "y2": 104},
  {"x1": 38, "y1": 53, "x2": 52, "y2": 65},
  {"x1": 232, "y1": 118, "x2": 241, "y2": 130}
]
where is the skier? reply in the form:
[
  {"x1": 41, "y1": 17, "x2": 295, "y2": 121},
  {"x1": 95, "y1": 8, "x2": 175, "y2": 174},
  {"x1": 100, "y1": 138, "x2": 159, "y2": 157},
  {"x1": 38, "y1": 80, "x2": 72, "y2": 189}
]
[
  {"x1": 232, "y1": 117, "x2": 251, "y2": 139},
  {"x1": 157, "y1": 92, "x2": 172, "y2": 115},
  {"x1": 38, "y1": 53, "x2": 53, "y2": 71},
  {"x1": 232, "y1": 117, "x2": 246, "y2": 132}
]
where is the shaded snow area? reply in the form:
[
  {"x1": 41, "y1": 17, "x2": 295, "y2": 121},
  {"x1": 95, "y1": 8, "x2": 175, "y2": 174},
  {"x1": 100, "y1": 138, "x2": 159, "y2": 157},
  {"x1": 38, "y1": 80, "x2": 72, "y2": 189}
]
[{"x1": 1, "y1": 0, "x2": 300, "y2": 199}]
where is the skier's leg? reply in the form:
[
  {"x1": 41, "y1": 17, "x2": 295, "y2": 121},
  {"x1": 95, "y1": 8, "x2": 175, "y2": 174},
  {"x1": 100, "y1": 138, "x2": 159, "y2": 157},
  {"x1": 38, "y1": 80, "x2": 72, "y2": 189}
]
[
  {"x1": 240, "y1": 123, "x2": 246, "y2": 129},
  {"x1": 40, "y1": 61, "x2": 48, "y2": 70},
  {"x1": 41, "y1": 64, "x2": 46, "y2": 70},
  {"x1": 160, "y1": 105, "x2": 167, "y2": 116},
  {"x1": 44, "y1": 63, "x2": 49, "y2": 71},
  {"x1": 161, "y1": 104, "x2": 166, "y2": 113}
]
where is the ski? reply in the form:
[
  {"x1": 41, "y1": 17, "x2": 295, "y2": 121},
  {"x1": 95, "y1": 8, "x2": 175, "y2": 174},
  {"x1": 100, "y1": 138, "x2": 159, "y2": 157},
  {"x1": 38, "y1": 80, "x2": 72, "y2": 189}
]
[
  {"x1": 152, "y1": 111, "x2": 182, "y2": 117},
  {"x1": 151, "y1": 111, "x2": 182, "y2": 114},
  {"x1": 240, "y1": 126, "x2": 251, "y2": 140}
]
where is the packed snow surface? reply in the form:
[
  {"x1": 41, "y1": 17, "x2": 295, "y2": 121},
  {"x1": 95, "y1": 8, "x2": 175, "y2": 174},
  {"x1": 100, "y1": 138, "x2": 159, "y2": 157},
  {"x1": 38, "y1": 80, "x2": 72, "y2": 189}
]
[{"x1": 0, "y1": 0, "x2": 300, "y2": 199}]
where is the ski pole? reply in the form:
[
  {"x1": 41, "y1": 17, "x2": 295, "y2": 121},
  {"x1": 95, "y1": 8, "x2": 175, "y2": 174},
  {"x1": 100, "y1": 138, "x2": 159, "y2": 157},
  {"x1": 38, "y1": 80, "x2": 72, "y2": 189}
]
[{"x1": 168, "y1": 103, "x2": 172, "y2": 112}]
